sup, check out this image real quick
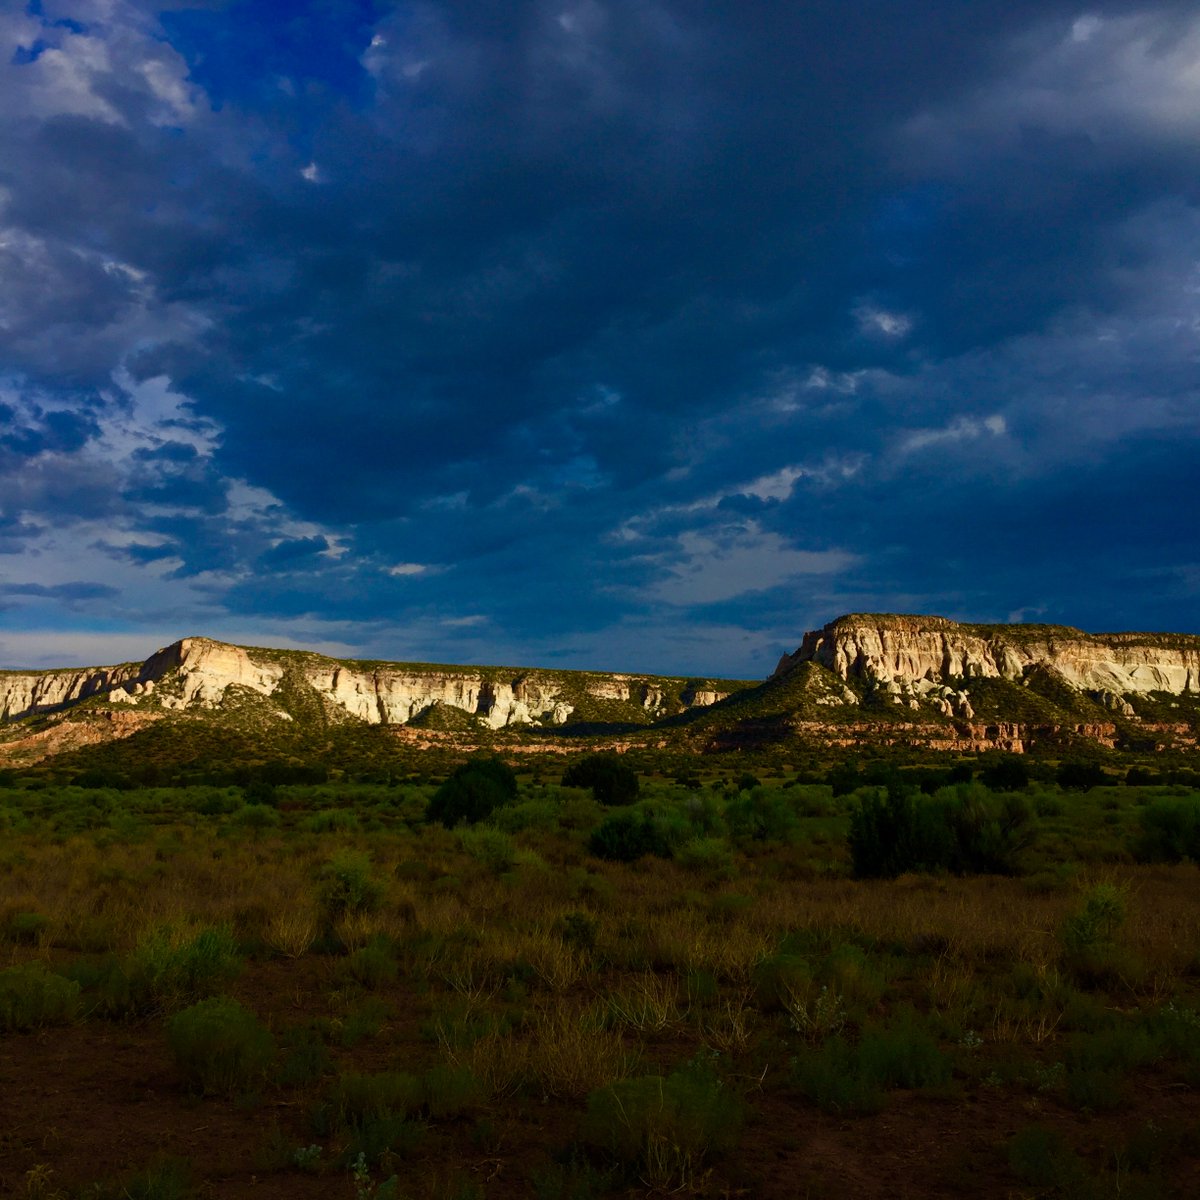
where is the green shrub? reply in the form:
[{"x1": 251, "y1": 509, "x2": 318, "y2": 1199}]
[
  {"x1": 751, "y1": 953, "x2": 813, "y2": 1013},
  {"x1": 1008, "y1": 1125, "x2": 1090, "y2": 1192},
  {"x1": 492, "y1": 799, "x2": 561, "y2": 833},
  {"x1": 1059, "y1": 1024, "x2": 1158, "y2": 1112},
  {"x1": 790, "y1": 1011, "x2": 948, "y2": 1111},
  {"x1": 674, "y1": 836, "x2": 733, "y2": 875},
  {"x1": 588, "y1": 810, "x2": 673, "y2": 862},
  {"x1": 1067, "y1": 1025, "x2": 1161, "y2": 1073},
  {"x1": 458, "y1": 826, "x2": 518, "y2": 875},
  {"x1": 339, "y1": 997, "x2": 391, "y2": 1047},
  {"x1": 724, "y1": 787, "x2": 800, "y2": 845},
  {"x1": 3, "y1": 910, "x2": 49, "y2": 945},
  {"x1": 277, "y1": 1024, "x2": 333, "y2": 1086},
  {"x1": 820, "y1": 943, "x2": 886, "y2": 1008},
  {"x1": 530, "y1": 1157, "x2": 618, "y2": 1200},
  {"x1": 342, "y1": 1114, "x2": 422, "y2": 1169},
  {"x1": 1065, "y1": 1067, "x2": 1126, "y2": 1112},
  {"x1": 562, "y1": 754, "x2": 639, "y2": 806},
  {"x1": 230, "y1": 804, "x2": 281, "y2": 831},
  {"x1": 167, "y1": 997, "x2": 275, "y2": 1095},
  {"x1": 1145, "y1": 1003, "x2": 1200, "y2": 1075},
  {"x1": 979, "y1": 754, "x2": 1031, "y2": 791},
  {"x1": 1060, "y1": 884, "x2": 1141, "y2": 989},
  {"x1": 0, "y1": 963, "x2": 80, "y2": 1032},
  {"x1": 1061, "y1": 884, "x2": 1126, "y2": 954},
  {"x1": 303, "y1": 809, "x2": 360, "y2": 833},
  {"x1": 1034, "y1": 791, "x2": 1065, "y2": 817},
  {"x1": 857, "y1": 1013, "x2": 950, "y2": 1089},
  {"x1": 319, "y1": 852, "x2": 384, "y2": 921},
  {"x1": 127, "y1": 925, "x2": 242, "y2": 1013},
  {"x1": 1134, "y1": 799, "x2": 1200, "y2": 862},
  {"x1": 329, "y1": 1071, "x2": 424, "y2": 1127},
  {"x1": 428, "y1": 757, "x2": 518, "y2": 828},
  {"x1": 1057, "y1": 761, "x2": 1109, "y2": 791},
  {"x1": 583, "y1": 1056, "x2": 742, "y2": 1190},
  {"x1": 196, "y1": 790, "x2": 240, "y2": 816},
  {"x1": 1121, "y1": 1118, "x2": 1200, "y2": 1173},
  {"x1": 847, "y1": 786, "x2": 952, "y2": 878},
  {"x1": 421, "y1": 1064, "x2": 484, "y2": 1119},
  {"x1": 790, "y1": 1036, "x2": 885, "y2": 1115},
  {"x1": 1125, "y1": 767, "x2": 1159, "y2": 787},
  {"x1": 242, "y1": 779, "x2": 278, "y2": 806},
  {"x1": 943, "y1": 785, "x2": 1035, "y2": 874},
  {"x1": 343, "y1": 937, "x2": 399, "y2": 989},
  {"x1": 848, "y1": 783, "x2": 1034, "y2": 878}
]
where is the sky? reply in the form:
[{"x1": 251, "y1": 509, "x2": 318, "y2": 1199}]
[{"x1": 0, "y1": 0, "x2": 1198, "y2": 677}]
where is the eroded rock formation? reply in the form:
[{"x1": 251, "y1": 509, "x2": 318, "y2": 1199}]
[
  {"x1": 0, "y1": 637, "x2": 736, "y2": 730},
  {"x1": 775, "y1": 614, "x2": 1200, "y2": 717}
]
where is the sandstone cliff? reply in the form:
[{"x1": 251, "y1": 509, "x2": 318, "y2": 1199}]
[
  {"x1": 5, "y1": 616, "x2": 1199, "y2": 762},
  {"x1": 0, "y1": 637, "x2": 741, "y2": 731},
  {"x1": 774, "y1": 614, "x2": 1200, "y2": 720}
]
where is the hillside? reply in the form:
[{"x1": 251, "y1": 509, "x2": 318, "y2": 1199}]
[
  {"x1": 2, "y1": 615, "x2": 1199, "y2": 769},
  {"x1": 687, "y1": 614, "x2": 1200, "y2": 754},
  {"x1": 0, "y1": 636, "x2": 750, "y2": 768}
]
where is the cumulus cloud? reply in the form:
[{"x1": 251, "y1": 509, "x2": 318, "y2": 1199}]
[
  {"x1": 898, "y1": 414, "x2": 1008, "y2": 456},
  {"x1": 0, "y1": 0, "x2": 1197, "y2": 674},
  {"x1": 902, "y1": 9, "x2": 1200, "y2": 166},
  {"x1": 646, "y1": 523, "x2": 857, "y2": 608},
  {"x1": 0, "y1": 1, "x2": 200, "y2": 126}
]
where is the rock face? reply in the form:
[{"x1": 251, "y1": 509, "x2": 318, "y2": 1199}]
[
  {"x1": 6, "y1": 617, "x2": 1199, "y2": 759},
  {"x1": 0, "y1": 662, "x2": 145, "y2": 721},
  {"x1": 775, "y1": 614, "x2": 1200, "y2": 714},
  {"x1": 0, "y1": 637, "x2": 739, "y2": 730}
]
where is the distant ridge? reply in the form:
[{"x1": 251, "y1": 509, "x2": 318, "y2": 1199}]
[
  {"x1": 2, "y1": 615, "x2": 1199, "y2": 765},
  {"x1": 0, "y1": 634, "x2": 746, "y2": 733}
]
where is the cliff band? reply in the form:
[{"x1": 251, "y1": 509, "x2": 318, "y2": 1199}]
[
  {"x1": 0, "y1": 637, "x2": 735, "y2": 730},
  {"x1": 775, "y1": 614, "x2": 1200, "y2": 718}
]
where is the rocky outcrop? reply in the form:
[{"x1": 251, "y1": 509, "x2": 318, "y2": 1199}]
[
  {"x1": 0, "y1": 662, "x2": 145, "y2": 721},
  {"x1": 6, "y1": 616, "x2": 1198, "y2": 758},
  {"x1": 776, "y1": 614, "x2": 1200, "y2": 712},
  {"x1": 0, "y1": 708, "x2": 163, "y2": 766},
  {"x1": 708, "y1": 717, "x2": 1123, "y2": 755},
  {"x1": 300, "y1": 662, "x2": 577, "y2": 728},
  {"x1": 0, "y1": 637, "x2": 739, "y2": 731}
]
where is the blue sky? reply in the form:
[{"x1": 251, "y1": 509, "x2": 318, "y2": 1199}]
[{"x1": 0, "y1": 0, "x2": 1197, "y2": 675}]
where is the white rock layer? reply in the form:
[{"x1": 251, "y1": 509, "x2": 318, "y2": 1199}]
[
  {"x1": 0, "y1": 637, "x2": 733, "y2": 729},
  {"x1": 776, "y1": 615, "x2": 1200, "y2": 714}
]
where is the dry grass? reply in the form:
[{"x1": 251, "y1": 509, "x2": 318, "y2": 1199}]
[
  {"x1": 4, "y1": 782, "x2": 1200, "y2": 1199},
  {"x1": 435, "y1": 998, "x2": 636, "y2": 1101},
  {"x1": 480, "y1": 925, "x2": 587, "y2": 992},
  {"x1": 525, "y1": 1003, "x2": 638, "y2": 1098},
  {"x1": 637, "y1": 907, "x2": 772, "y2": 981},
  {"x1": 263, "y1": 906, "x2": 318, "y2": 958},
  {"x1": 602, "y1": 971, "x2": 681, "y2": 1033},
  {"x1": 697, "y1": 990, "x2": 757, "y2": 1056},
  {"x1": 6, "y1": 826, "x2": 1200, "y2": 979}
]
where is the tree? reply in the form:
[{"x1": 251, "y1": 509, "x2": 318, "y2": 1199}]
[
  {"x1": 980, "y1": 754, "x2": 1030, "y2": 792},
  {"x1": 426, "y1": 756, "x2": 518, "y2": 827},
  {"x1": 1056, "y1": 760, "x2": 1108, "y2": 791},
  {"x1": 562, "y1": 753, "x2": 639, "y2": 806}
]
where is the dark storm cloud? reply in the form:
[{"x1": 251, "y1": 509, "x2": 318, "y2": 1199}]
[
  {"x1": 0, "y1": 400, "x2": 101, "y2": 455},
  {"x1": 0, "y1": 581, "x2": 119, "y2": 602},
  {"x1": 0, "y1": 0, "x2": 1197, "y2": 671}
]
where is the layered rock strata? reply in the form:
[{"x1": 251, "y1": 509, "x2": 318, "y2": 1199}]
[
  {"x1": 775, "y1": 614, "x2": 1200, "y2": 717},
  {"x1": 0, "y1": 637, "x2": 736, "y2": 730}
]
